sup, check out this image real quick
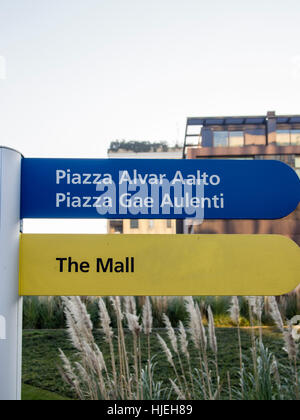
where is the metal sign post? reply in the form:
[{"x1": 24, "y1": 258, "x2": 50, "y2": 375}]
[{"x1": 0, "y1": 147, "x2": 22, "y2": 400}]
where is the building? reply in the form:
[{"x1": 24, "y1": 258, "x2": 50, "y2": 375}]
[
  {"x1": 107, "y1": 141, "x2": 182, "y2": 234},
  {"x1": 108, "y1": 140, "x2": 182, "y2": 160},
  {"x1": 183, "y1": 111, "x2": 300, "y2": 244}
]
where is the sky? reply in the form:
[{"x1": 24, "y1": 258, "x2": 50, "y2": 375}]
[{"x1": 1, "y1": 0, "x2": 300, "y2": 233}]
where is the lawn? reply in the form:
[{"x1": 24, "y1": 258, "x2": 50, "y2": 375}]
[
  {"x1": 22, "y1": 327, "x2": 291, "y2": 400},
  {"x1": 22, "y1": 384, "x2": 71, "y2": 400}
]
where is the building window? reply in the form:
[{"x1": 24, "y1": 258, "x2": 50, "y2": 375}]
[
  {"x1": 213, "y1": 131, "x2": 245, "y2": 148},
  {"x1": 109, "y1": 220, "x2": 123, "y2": 234},
  {"x1": 276, "y1": 130, "x2": 290, "y2": 146},
  {"x1": 276, "y1": 129, "x2": 300, "y2": 146},
  {"x1": 245, "y1": 128, "x2": 266, "y2": 146},
  {"x1": 213, "y1": 131, "x2": 228, "y2": 147},
  {"x1": 291, "y1": 130, "x2": 300, "y2": 146},
  {"x1": 130, "y1": 220, "x2": 139, "y2": 229},
  {"x1": 295, "y1": 156, "x2": 300, "y2": 178},
  {"x1": 229, "y1": 131, "x2": 244, "y2": 147},
  {"x1": 166, "y1": 220, "x2": 172, "y2": 229}
]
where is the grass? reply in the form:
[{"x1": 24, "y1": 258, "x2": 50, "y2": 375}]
[
  {"x1": 22, "y1": 327, "x2": 292, "y2": 400},
  {"x1": 22, "y1": 384, "x2": 71, "y2": 400},
  {"x1": 23, "y1": 295, "x2": 300, "y2": 330}
]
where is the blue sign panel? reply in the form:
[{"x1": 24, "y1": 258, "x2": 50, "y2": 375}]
[{"x1": 21, "y1": 158, "x2": 300, "y2": 220}]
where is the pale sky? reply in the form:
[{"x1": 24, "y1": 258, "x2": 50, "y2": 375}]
[{"x1": 1, "y1": 0, "x2": 300, "y2": 233}]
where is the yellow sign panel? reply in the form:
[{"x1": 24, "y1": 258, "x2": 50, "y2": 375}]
[{"x1": 19, "y1": 234, "x2": 300, "y2": 296}]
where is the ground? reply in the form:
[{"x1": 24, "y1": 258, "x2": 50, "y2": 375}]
[{"x1": 22, "y1": 384, "x2": 70, "y2": 400}]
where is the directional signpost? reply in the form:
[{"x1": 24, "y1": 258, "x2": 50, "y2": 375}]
[
  {"x1": 20, "y1": 234, "x2": 300, "y2": 297},
  {"x1": 1, "y1": 151, "x2": 300, "y2": 400},
  {"x1": 22, "y1": 158, "x2": 300, "y2": 220}
]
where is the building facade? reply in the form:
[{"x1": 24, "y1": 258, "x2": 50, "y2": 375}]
[
  {"x1": 184, "y1": 111, "x2": 300, "y2": 244},
  {"x1": 107, "y1": 142, "x2": 182, "y2": 234}
]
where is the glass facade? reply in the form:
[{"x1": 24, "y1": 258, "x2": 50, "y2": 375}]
[
  {"x1": 213, "y1": 128, "x2": 300, "y2": 147},
  {"x1": 186, "y1": 115, "x2": 300, "y2": 151},
  {"x1": 213, "y1": 130, "x2": 263, "y2": 147},
  {"x1": 213, "y1": 131, "x2": 228, "y2": 147},
  {"x1": 276, "y1": 129, "x2": 300, "y2": 146},
  {"x1": 229, "y1": 131, "x2": 244, "y2": 147},
  {"x1": 291, "y1": 130, "x2": 300, "y2": 145},
  {"x1": 211, "y1": 128, "x2": 268, "y2": 148},
  {"x1": 276, "y1": 130, "x2": 290, "y2": 146},
  {"x1": 244, "y1": 128, "x2": 266, "y2": 146}
]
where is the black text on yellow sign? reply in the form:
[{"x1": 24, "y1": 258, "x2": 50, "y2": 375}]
[{"x1": 19, "y1": 234, "x2": 300, "y2": 296}]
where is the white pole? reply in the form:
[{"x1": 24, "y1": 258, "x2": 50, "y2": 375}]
[{"x1": 0, "y1": 147, "x2": 22, "y2": 400}]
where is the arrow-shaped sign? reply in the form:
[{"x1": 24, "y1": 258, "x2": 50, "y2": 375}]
[
  {"x1": 21, "y1": 159, "x2": 300, "y2": 220},
  {"x1": 19, "y1": 234, "x2": 300, "y2": 296}
]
